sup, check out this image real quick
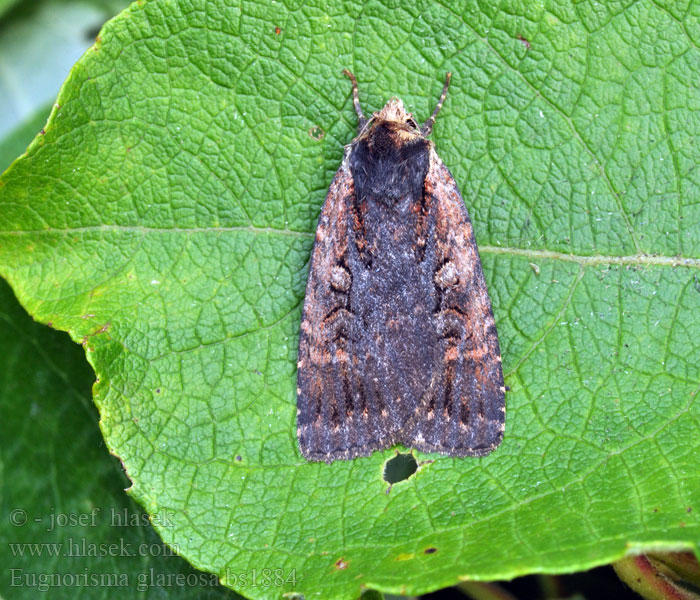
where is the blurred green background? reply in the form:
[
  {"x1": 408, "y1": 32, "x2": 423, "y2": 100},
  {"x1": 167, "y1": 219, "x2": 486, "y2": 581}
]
[{"x1": 0, "y1": 0, "x2": 131, "y2": 171}]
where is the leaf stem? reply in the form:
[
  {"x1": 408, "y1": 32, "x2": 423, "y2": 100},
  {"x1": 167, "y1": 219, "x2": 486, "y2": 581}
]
[{"x1": 613, "y1": 553, "x2": 700, "y2": 600}]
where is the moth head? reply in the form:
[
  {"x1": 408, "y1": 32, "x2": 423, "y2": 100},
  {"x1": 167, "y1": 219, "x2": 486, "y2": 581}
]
[
  {"x1": 375, "y1": 98, "x2": 420, "y2": 131},
  {"x1": 363, "y1": 98, "x2": 423, "y2": 146},
  {"x1": 375, "y1": 97, "x2": 412, "y2": 123},
  {"x1": 343, "y1": 70, "x2": 451, "y2": 141}
]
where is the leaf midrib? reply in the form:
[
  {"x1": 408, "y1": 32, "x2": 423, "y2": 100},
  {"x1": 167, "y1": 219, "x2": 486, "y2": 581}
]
[{"x1": 3, "y1": 226, "x2": 700, "y2": 269}]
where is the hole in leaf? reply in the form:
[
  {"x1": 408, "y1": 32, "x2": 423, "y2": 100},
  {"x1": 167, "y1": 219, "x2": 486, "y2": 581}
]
[{"x1": 383, "y1": 453, "x2": 418, "y2": 484}]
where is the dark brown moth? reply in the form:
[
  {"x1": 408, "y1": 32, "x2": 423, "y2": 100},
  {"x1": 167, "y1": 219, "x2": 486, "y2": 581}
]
[{"x1": 297, "y1": 71, "x2": 505, "y2": 463}]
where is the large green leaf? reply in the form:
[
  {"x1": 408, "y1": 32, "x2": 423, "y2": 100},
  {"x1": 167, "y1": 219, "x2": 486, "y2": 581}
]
[
  {"x1": 0, "y1": 278, "x2": 241, "y2": 598},
  {"x1": 1, "y1": 0, "x2": 699, "y2": 598}
]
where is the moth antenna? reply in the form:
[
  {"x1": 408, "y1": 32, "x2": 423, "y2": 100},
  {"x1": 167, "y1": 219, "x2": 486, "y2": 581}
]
[
  {"x1": 342, "y1": 69, "x2": 369, "y2": 132},
  {"x1": 421, "y1": 72, "x2": 451, "y2": 135}
]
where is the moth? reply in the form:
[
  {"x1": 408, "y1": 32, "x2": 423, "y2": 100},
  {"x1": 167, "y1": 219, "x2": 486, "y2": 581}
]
[{"x1": 297, "y1": 71, "x2": 505, "y2": 462}]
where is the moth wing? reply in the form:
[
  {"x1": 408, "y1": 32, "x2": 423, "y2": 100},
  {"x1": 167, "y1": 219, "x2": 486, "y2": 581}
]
[
  {"x1": 297, "y1": 163, "x2": 392, "y2": 462},
  {"x1": 400, "y1": 152, "x2": 505, "y2": 456}
]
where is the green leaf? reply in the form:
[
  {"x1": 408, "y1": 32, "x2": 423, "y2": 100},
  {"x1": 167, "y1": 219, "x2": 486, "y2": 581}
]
[
  {"x1": 0, "y1": 279, "x2": 241, "y2": 598},
  {"x1": 1, "y1": 1, "x2": 699, "y2": 599}
]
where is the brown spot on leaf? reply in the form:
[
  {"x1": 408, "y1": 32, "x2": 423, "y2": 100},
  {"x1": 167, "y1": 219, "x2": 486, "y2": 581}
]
[
  {"x1": 309, "y1": 125, "x2": 325, "y2": 141},
  {"x1": 334, "y1": 558, "x2": 348, "y2": 570},
  {"x1": 517, "y1": 35, "x2": 531, "y2": 50},
  {"x1": 424, "y1": 547, "x2": 437, "y2": 554},
  {"x1": 275, "y1": 26, "x2": 281, "y2": 35}
]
